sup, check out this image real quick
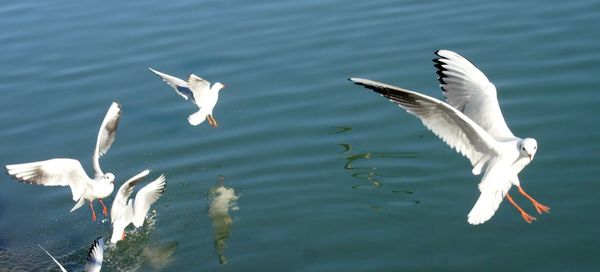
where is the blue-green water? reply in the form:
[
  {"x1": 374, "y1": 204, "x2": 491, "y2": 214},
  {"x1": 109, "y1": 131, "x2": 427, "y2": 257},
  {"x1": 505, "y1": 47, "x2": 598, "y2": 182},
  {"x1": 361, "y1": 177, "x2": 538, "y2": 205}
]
[{"x1": 1, "y1": 1, "x2": 599, "y2": 271}]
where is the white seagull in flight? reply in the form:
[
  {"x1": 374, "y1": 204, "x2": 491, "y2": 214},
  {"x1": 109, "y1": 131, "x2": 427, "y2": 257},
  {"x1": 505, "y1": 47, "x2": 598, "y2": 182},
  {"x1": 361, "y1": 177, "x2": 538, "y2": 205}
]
[
  {"x1": 38, "y1": 236, "x2": 104, "y2": 272},
  {"x1": 350, "y1": 50, "x2": 550, "y2": 225},
  {"x1": 110, "y1": 169, "x2": 166, "y2": 244},
  {"x1": 5, "y1": 102, "x2": 121, "y2": 221},
  {"x1": 149, "y1": 68, "x2": 226, "y2": 127}
]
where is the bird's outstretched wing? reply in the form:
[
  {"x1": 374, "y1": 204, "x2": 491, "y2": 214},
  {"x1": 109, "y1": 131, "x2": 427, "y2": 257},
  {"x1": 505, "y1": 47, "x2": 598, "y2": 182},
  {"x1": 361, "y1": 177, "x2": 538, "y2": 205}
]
[
  {"x1": 84, "y1": 237, "x2": 104, "y2": 272},
  {"x1": 133, "y1": 174, "x2": 167, "y2": 227},
  {"x1": 434, "y1": 50, "x2": 514, "y2": 140},
  {"x1": 37, "y1": 244, "x2": 67, "y2": 272},
  {"x1": 93, "y1": 101, "x2": 121, "y2": 177},
  {"x1": 111, "y1": 169, "x2": 150, "y2": 222},
  {"x1": 349, "y1": 78, "x2": 499, "y2": 175},
  {"x1": 6, "y1": 158, "x2": 88, "y2": 201},
  {"x1": 149, "y1": 68, "x2": 195, "y2": 102}
]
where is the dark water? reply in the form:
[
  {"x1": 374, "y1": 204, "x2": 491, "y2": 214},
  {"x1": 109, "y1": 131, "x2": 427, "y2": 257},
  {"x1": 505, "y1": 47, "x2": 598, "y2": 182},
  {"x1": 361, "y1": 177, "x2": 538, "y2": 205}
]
[{"x1": 1, "y1": 0, "x2": 599, "y2": 271}]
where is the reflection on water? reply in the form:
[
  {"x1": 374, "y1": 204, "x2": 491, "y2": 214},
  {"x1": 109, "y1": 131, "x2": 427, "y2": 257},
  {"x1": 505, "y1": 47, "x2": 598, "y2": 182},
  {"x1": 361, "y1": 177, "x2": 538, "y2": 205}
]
[
  {"x1": 208, "y1": 175, "x2": 239, "y2": 265},
  {"x1": 336, "y1": 127, "x2": 420, "y2": 209},
  {"x1": 142, "y1": 241, "x2": 178, "y2": 270}
]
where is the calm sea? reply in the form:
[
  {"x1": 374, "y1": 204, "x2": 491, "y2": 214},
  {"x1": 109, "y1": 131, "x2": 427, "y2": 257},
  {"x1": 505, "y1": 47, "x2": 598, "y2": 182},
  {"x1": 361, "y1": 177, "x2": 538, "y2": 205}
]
[{"x1": 1, "y1": 0, "x2": 599, "y2": 271}]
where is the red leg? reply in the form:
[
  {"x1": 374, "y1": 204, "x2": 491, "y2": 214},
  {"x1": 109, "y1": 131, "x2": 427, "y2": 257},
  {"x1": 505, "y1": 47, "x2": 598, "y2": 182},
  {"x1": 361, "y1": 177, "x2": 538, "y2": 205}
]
[
  {"x1": 506, "y1": 193, "x2": 536, "y2": 223},
  {"x1": 99, "y1": 199, "x2": 108, "y2": 216},
  {"x1": 122, "y1": 232, "x2": 126, "y2": 241},
  {"x1": 207, "y1": 115, "x2": 218, "y2": 128},
  {"x1": 89, "y1": 201, "x2": 97, "y2": 222},
  {"x1": 517, "y1": 186, "x2": 551, "y2": 214}
]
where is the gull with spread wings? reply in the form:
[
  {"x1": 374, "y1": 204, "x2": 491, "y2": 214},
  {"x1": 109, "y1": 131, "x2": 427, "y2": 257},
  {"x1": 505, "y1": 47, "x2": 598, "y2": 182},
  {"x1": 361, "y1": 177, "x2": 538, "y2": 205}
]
[
  {"x1": 149, "y1": 68, "x2": 226, "y2": 127},
  {"x1": 350, "y1": 50, "x2": 550, "y2": 225},
  {"x1": 5, "y1": 102, "x2": 121, "y2": 221},
  {"x1": 110, "y1": 169, "x2": 166, "y2": 244}
]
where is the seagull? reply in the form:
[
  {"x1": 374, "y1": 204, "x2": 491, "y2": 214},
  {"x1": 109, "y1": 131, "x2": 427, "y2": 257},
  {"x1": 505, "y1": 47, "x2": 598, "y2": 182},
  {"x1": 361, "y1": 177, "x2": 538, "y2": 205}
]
[
  {"x1": 111, "y1": 169, "x2": 166, "y2": 244},
  {"x1": 5, "y1": 102, "x2": 121, "y2": 221},
  {"x1": 149, "y1": 68, "x2": 226, "y2": 127},
  {"x1": 349, "y1": 50, "x2": 550, "y2": 225},
  {"x1": 38, "y1": 236, "x2": 104, "y2": 272}
]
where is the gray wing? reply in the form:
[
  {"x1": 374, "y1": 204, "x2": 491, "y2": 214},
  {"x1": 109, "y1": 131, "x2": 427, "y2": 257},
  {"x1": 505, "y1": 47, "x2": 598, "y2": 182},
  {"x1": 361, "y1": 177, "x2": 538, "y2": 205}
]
[
  {"x1": 188, "y1": 74, "x2": 211, "y2": 106},
  {"x1": 37, "y1": 244, "x2": 67, "y2": 272},
  {"x1": 6, "y1": 158, "x2": 88, "y2": 201},
  {"x1": 84, "y1": 237, "x2": 104, "y2": 272},
  {"x1": 349, "y1": 78, "x2": 499, "y2": 175},
  {"x1": 149, "y1": 68, "x2": 195, "y2": 102},
  {"x1": 93, "y1": 101, "x2": 121, "y2": 177},
  {"x1": 133, "y1": 174, "x2": 167, "y2": 227},
  {"x1": 111, "y1": 169, "x2": 150, "y2": 222},
  {"x1": 434, "y1": 50, "x2": 515, "y2": 140}
]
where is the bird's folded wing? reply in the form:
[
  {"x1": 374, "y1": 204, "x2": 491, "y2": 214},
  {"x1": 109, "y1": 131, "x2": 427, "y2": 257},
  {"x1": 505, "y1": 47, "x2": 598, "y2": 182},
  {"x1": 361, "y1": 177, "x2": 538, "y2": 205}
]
[
  {"x1": 93, "y1": 101, "x2": 121, "y2": 176},
  {"x1": 133, "y1": 174, "x2": 167, "y2": 227},
  {"x1": 111, "y1": 169, "x2": 150, "y2": 222},
  {"x1": 84, "y1": 237, "x2": 104, "y2": 272},
  {"x1": 350, "y1": 78, "x2": 499, "y2": 171},
  {"x1": 434, "y1": 50, "x2": 514, "y2": 140},
  {"x1": 149, "y1": 68, "x2": 195, "y2": 101},
  {"x1": 6, "y1": 159, "x2": 87, "y2": 201},
  {"x1": 188, "y1": 74, "x2": 211, "y2": 104}
]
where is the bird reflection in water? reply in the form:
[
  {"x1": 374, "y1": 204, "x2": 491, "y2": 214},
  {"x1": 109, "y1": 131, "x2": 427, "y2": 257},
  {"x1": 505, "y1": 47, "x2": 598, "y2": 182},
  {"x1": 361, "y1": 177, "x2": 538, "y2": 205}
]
[{"x1": 208, "y1": 175, "x2": 239, "y2": 264}]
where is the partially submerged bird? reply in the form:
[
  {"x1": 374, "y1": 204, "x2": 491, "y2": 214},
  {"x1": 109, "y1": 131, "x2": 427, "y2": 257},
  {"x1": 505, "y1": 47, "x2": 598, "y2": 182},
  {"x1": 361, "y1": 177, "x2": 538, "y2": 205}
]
[
  {"x1": 111, "y1": 169, "x2": 166, "y2": 244},
  {"x1": 5, "y1": 102, "x2": 121, "y2": 221},
  {"x1": 38, "y1": 236, "x2": 104, "y2": 272},
  {"x1": 350, "y1": 50, "x2": 550, "y2": 225},
  {"x1": 149, "y1": 67, "x2": 225, "y2": 127}
]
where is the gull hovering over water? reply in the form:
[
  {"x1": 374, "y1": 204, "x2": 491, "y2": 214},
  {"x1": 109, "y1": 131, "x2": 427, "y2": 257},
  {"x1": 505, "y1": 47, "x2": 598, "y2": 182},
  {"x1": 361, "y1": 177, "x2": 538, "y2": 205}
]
[
  {"x1": 149, "y1": 68, "x2": 225, "y2": 127},
  {"x1": 38, "y1": 236, "x2": 104, "y2": 272},
  {"x1": 111, "y1": 169, "x2": 166, "y2": 244},
  {"x1": 5, "y1": 102, "x2": 121, "y2": 221},
  {"x1": 350, "y1": 50, "x2": 550, "y2": 225}
]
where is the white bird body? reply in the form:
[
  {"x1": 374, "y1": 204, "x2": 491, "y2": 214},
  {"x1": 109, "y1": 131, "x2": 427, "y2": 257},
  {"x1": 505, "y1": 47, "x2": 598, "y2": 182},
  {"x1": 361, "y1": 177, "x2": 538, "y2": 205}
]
[
  {"x1": 149, "y1": 68, "x2": 225, "y2": 127},
  {"x1": 111, "y1": 169, "x2": 166, "y2": 244},
  {"x1": 350, "y1": 50, "x2": 549, "y2": 225},
  {"x1": 38, "y1": 237, "x2": 104, "y2": 272},
  {"x1": 5, "y1": 102, "x2": 121, "y2": 219}
]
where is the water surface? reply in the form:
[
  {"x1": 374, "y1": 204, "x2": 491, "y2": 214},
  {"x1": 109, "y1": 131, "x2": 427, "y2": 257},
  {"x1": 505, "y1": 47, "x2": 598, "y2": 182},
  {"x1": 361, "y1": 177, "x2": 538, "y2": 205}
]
[{"x1": 1, "y1": 0, "x2": 599, "y2": 271}]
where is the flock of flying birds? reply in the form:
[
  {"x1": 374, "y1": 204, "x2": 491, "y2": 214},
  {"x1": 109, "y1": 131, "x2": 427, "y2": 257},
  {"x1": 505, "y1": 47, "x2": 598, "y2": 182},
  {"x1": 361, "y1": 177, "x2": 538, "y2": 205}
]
[{"x1": 4, "y1": 50, "x2": 549, "y2": 270}]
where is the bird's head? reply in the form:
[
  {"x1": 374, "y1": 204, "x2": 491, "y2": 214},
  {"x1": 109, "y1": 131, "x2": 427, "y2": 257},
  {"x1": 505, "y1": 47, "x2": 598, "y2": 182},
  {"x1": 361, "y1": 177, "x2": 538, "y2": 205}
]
[
  {"x1": 518, "y1": 138, "x2": 538, "y2": 161},
  {"x1": 212, "y1": 82, "x2": 226, "y2": 92},
  {"x1": 102, "y1": 173, "x2": 115, "y2": 184}
]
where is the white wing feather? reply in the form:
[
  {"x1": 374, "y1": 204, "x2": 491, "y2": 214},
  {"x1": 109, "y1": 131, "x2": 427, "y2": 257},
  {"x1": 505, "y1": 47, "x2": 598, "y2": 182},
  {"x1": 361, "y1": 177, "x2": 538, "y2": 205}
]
[
  {"x1": 188, "y1": 74, "x2": 211, "y2": 106},
  {"x1": 111, "y1": 169, "x2": 150, "y2": 222},
  {"x1": 349, "y1": 78, "x2": 499, "y2": 173},
  {"x1": 93, "y1": 101, "x2": 121, "y2": 177},
  {"x1": 434, "y1": 50, "x2": 515, "y2": 140},
  {"x1": 149, "y1": 67, "x2": 195, "y2": 101},
  {"x1": 84, "y1": 237, "x2": 104, "y2": 272},
  {"x1": 133, "y1": 174, "x2": 166, "y2": 227},
  {"x1": 5, "y1": 159, "x2": 88, "y2": 201},
  {"x1": 37, "y1": 244, "x2": 67, "y2": 272}
]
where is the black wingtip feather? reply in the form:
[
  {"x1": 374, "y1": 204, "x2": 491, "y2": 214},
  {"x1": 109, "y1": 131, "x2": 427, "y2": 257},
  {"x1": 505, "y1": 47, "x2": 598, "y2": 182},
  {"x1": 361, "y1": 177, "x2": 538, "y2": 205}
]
[{"x1": 87, "y1": 237, "x2": 102, "y2": 262}]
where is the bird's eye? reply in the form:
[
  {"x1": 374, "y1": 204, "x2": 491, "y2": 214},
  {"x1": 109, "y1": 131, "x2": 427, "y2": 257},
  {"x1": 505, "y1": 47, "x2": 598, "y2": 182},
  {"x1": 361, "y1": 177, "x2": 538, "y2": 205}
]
[{"x1": 522, "y1": 147, "x2": 525, "y2": 151}]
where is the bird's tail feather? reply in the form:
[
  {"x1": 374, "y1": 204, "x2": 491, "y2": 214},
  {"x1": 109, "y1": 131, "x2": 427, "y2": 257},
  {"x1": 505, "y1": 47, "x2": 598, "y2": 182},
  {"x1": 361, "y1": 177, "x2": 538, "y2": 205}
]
[
  {"x1": 467, "y1": 189, "x2": 506, "y2": 225},
  {"x1": 188, "y1": 111, "x2": 207, "y2": 126}
]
